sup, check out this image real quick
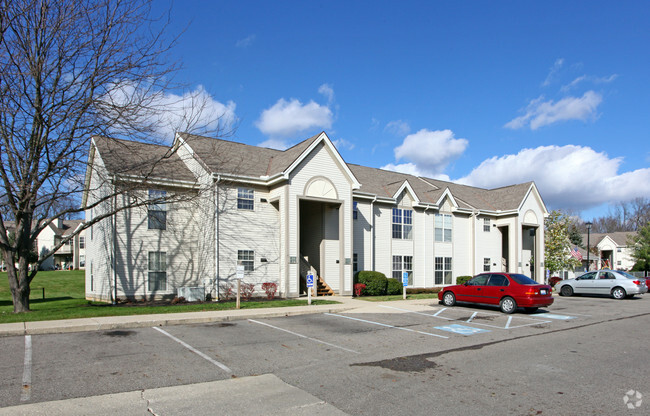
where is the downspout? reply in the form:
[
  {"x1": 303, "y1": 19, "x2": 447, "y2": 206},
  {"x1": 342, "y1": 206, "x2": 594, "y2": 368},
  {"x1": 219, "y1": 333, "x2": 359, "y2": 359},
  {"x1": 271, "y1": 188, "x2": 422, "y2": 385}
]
[
  {"x1": 424, "y1": 205, "x2": 430, "y2": 286},
  {"x1": 371, "y1": 196, "x2": 377, "y2": 271},
  {"x1": 214, "y1": 175, "x2": 221, "y2": 301},
  {"x1": 112, "y1": 176, "x2": 117, "y2": 305},
  {"x1": 470, "y1": 210, "x2": 481, "y2": 276}
]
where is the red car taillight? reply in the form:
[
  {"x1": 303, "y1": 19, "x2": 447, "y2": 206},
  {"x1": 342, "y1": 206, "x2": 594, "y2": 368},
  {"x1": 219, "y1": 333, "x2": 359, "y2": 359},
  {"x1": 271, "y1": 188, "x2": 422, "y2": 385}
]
[{"x1": 633, "y1": 280, "x2": 642, "y2": 286}]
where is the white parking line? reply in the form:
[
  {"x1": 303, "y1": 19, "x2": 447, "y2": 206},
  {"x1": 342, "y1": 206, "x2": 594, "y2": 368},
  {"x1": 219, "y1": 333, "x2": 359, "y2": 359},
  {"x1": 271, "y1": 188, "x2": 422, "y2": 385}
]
[
  {"x1": 249, "y1": 319, "x2": 360, "y2": 354},
  {"x1": 467, "y1": 312, "x2": 478, "y2": 323},
  {"x1": 325, "y1": 313, "x2": 449, "y2": 339},
  {"x1": 377, "y1": 304, "x2": 552, "y2": 329},
  {"x1": 152, "y1": 327, "x2": 232, "y2": 373},
  {"x1": 21, "y1": 335, "x2": 32, "y2": 402}
]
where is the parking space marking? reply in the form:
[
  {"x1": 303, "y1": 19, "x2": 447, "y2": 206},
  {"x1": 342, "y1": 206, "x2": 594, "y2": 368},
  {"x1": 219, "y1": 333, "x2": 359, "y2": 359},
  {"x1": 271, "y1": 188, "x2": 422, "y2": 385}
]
[
  {"x1": 435, "y1": 324, "x2": 491, "y2": 336},
  {"x1": 533, "y1": 313, "x2": 576, "y2": 320},
  {"x1": 152, "y1": 327, "x2": 232, "y2": 373},
  {"x1": 378, "y1": 305, "x2": 552, "y2": 329},
  {"x1": 325, "y1": 313, "x2": 449, "y2": 339},
  {"x1": 21, "y1": 335, "x2": 32, "y2": 402},
  {"x1": 249, "y1": 319, "x2": 360, "y2": 354}
]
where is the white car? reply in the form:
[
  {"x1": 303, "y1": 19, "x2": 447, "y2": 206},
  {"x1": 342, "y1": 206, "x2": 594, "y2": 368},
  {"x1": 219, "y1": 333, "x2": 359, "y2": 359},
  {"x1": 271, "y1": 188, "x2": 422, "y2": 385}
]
[{"x1": 557, "y1": 270, "x2": 648, "y2": 299}]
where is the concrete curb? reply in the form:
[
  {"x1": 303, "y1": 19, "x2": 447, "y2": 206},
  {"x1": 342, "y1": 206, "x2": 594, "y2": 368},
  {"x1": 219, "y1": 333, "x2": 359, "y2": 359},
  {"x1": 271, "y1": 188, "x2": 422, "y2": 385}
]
[{"x1": 0, "y1": 300, "x2": 360, "y2": 337}]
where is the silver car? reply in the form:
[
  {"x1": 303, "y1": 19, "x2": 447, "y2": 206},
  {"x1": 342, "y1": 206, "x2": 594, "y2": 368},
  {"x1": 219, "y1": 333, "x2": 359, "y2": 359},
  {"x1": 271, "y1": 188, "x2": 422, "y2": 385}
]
[{"x1": 557, "y1": 270, "x2": 648, "y2": 299}]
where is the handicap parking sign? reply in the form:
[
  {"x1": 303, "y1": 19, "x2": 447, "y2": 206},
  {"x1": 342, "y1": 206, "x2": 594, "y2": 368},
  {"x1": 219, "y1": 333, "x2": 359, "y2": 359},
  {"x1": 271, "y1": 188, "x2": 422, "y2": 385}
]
[{"x1": 306, "y1": 274, "x2": 314, "y2": 288}]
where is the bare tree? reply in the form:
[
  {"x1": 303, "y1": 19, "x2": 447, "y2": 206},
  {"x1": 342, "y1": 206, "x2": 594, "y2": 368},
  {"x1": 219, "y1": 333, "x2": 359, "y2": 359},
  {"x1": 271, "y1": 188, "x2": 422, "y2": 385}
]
[{"x1": 0, "y1": 0, "x2": 227, "y2": 312}]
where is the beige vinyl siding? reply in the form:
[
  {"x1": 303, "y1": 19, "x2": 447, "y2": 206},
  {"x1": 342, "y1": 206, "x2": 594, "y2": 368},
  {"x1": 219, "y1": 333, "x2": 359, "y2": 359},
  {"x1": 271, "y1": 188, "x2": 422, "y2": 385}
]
[
  {"x1": 217, "y1": 184, "x2": 280, "y2": 296},
  {"x1": 352, "y1": 199, "x2": 373, "y2": 273},
  {"x1": 373, "y1": 203, "x2": 393, "y2": 279}
]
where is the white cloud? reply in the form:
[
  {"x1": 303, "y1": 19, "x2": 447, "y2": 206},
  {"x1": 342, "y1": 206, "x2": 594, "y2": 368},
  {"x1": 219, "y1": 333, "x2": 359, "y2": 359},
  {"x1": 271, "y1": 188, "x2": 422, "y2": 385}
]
[
  {"x1": 333, "y1": 137, "x2": 354, "y2": 151},
  {"x1": 103, "y1": 82, "x2": 236, "y2": 142},
  {"x1": 235, "y1": 34, "x2": 256, "y2": 48},
  {"x1": 381, "y1": 129, "x2": 468, "y2": 177},
  {"x1": 318, "y1": 84, "x2": 335, "y2": 105},
  {"x1": 542, "y1": 58, "x2": 564, "y2": 87},
  {"x1": 384, "y1": 120, "x2": 411, "y2": 136},
  {"x1": 561, "y1": 74, "x2": 618, "y2": 92},
  {"x1": 456, "y1": 145, "x2": 650, "y2": 212},
  {"x1": 255, "y1": 86, "x2": 336, "y2": 149},
  {"x1": 505, "y1": 91, "x2": 602, "y2": 130}
]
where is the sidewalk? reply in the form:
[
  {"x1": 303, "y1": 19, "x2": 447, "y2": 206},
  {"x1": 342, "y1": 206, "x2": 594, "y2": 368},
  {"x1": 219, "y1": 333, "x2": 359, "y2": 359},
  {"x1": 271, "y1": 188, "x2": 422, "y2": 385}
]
[{"x1": 0, "y1": 296, "x2": 370, "y2": 337}]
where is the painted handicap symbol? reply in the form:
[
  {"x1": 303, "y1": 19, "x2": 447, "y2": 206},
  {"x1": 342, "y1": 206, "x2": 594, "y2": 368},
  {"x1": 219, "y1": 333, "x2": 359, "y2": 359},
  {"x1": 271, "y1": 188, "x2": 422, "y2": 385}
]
[{"x1": 435, "y1": 324, "x2": 491, "y2": 336}]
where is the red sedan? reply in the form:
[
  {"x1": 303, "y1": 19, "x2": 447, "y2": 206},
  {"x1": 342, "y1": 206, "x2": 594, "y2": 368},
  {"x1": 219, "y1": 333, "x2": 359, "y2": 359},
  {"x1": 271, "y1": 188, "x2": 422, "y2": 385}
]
[{"x1": 437, "y1": 273, "x2": 554, "y2": 314}]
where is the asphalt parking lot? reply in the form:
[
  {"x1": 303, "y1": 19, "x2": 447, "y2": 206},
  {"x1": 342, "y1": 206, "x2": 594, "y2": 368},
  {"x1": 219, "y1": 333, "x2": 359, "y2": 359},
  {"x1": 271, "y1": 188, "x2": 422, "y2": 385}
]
[{"x1": 1, "y1": 295, "x2": 648, "y2": 415}]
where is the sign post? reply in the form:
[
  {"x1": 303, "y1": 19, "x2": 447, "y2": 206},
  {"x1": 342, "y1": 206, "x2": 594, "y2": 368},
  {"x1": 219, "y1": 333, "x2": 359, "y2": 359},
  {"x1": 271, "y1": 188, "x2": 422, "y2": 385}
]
[
  {"x1": 306, "y1": 273, "x2": 314, "y2": 305},
  {"x1": 236, "y1": 264, "x2": 244, "y2": 309},
  {"x1": 402, "y1": 271, "x2": 408, "y2": 300}
]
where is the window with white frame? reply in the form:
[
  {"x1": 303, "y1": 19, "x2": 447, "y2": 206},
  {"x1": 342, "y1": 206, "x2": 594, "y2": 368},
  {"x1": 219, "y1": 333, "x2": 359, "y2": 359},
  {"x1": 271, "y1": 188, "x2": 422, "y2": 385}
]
[
  {"x1": 148, "y1": 251, "x2": 167, "y2": 291},
  {"x1": 148, "y1": 189, "x2": 167, "y2": 230},
  {"x1": 353, "y1": 253, "x2": 358, "y2": 273},
  {"x1": 79, "y1": 236, "x2": 85, "y2": 249},
  {"x1": 238, "y1": 250, "x2": 254, "y2": 271},
  {"x1": 353, "y1": 202, "x2": 358, "y2": 220},
  {"x1": 392, "y1": 255, "x2": 413, "y2": 285},
  {"x1": 435, "y1": 214, "x2": 452, "y2": 242},
  {"x1": 237, "y1": 188, "x2": 254, "y2": 210},
  {"x1": 392, "y1": 208, "x2": 413, "y2": 240},
  {"x1": 484, "y1": 257, "x2": 491, "y2": 272},
  {"x1": 483, "y1": 218, "x2": 490, "y2": 232},
  {"x1": 435, "y1": 257, "x2": 452, "y2": 285}
]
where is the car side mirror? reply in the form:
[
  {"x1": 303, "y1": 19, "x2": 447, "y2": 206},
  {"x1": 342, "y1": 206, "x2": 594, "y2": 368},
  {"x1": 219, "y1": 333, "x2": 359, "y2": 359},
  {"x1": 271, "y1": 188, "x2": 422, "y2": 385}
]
[{"x1": 463, "y1": 282, "x2": 469, "y2": 286}]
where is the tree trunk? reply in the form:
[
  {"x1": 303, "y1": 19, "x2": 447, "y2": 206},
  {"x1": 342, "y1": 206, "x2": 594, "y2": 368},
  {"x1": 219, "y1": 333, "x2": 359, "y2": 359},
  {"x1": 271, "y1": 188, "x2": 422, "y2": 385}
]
[{"x1": 11, "y1": 284, "x2": 31, "y2": 313}]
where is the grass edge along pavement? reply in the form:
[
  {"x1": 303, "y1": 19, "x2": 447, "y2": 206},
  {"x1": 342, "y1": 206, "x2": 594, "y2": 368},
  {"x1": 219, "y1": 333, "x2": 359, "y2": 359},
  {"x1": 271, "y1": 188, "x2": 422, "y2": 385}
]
[{"x1": 0, "y1": 270, "x2": 337, "y2": 324}]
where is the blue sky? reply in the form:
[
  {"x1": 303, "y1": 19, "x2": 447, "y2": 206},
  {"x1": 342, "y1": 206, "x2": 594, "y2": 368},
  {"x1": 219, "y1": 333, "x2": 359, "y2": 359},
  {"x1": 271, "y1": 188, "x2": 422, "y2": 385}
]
[{"x1": 150, "y1": 0, "x2": 650, "y2": 220}]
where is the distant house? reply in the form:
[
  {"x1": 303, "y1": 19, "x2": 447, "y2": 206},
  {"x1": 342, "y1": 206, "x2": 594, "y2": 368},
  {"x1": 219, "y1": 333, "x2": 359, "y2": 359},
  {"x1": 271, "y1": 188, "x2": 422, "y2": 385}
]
[
  {"x1": 37, "y1": 219, "x2": 87, "y2": 270},
  {"x1": 82, "y1": 132, "x2": 549, "y2": 302},
  {"x1": 1, "y1": 219, "x2": 86, "y2": 271},
  {"x1": 564, "y1": 231, "x2": 637, "y2": 278}
]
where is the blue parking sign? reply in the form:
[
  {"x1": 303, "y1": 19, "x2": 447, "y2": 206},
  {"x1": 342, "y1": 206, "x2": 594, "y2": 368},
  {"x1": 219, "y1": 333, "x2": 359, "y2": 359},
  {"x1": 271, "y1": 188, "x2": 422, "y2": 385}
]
[
  {"x1": 402, "y1": 272, "x2": 408, "y2": 286},
  {"x1": 307, "y1": 274, "x2": 314, "y2": 288}
]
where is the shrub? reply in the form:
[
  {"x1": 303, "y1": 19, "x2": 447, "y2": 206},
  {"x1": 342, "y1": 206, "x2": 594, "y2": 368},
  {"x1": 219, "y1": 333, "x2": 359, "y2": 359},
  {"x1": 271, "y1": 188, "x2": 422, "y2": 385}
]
[
  {"x1": 261, "y1": 282, "x2": 278, "y2": 300},
  {"x1": 549, "y1": 276, "x2": 562, "y2": 287},
  {"x1": 455, "y1": 275, "x2": 473, "y2": 285},
  {"x1": 171, "y1": 296, "x2": 186, "y2": 305},
  {"x1": 219, "y1": 283, "x2": 235, "y2": 300},
  {"x1": 354, "y1": 283, "x2": 366, "y2": 297},
  {"x1": 386, "y1": 278, "x2": 403, "y2": 295},
  {"x1": 240, "y1": 283, "x2": 255, "y2": 300},
  {"x1": 356, "y1": 271, "x2": 388, "y2": 296}
]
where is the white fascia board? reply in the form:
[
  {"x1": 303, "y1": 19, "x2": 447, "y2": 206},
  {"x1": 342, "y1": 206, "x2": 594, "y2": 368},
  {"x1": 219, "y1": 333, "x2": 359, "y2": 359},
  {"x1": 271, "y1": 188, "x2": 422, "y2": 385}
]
[
  {"x1": 284, "y1": 132, "x2": 361, "y2": 190},
  {"x1": 392, "y1": 181, "x2": 420, "y2": 204},
  {"x1": 114, "y1": 174, "x2": 199, "y2": 189},
  {"x1": 81, "y1": 139, "x2": 98, "y2": 207},
  {"x1": 214, "y1": 173, "x2": 273, "y2": 187},
  {"x1": 518, "y1": 183, "x2": 549, "y2": 215},
  {"x1": 435, "y1": 187, "x2": 459, "y2": 208}
]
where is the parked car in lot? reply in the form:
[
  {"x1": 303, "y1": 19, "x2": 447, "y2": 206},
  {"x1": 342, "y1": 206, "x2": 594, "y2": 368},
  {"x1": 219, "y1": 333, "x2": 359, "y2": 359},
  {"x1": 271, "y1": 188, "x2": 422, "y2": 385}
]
[
  {"x1": 438, "y1": 273, "x2": 554, "y2": 314},
  {"x1": 557, "y1": 269, "x2": 648, "y2": 299}
]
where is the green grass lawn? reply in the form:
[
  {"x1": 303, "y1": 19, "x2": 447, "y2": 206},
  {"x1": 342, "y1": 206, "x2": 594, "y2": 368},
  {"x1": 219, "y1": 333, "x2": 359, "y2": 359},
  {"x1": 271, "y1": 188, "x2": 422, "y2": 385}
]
[{"x1": 0, "y1": 270, "x2": 337, "y2": 324}]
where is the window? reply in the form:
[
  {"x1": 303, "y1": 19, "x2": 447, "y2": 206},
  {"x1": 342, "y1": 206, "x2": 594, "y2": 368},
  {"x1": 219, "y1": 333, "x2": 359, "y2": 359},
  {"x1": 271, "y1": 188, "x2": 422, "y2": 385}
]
[
  {"x1": 238, "y1": 250, "x2": 254, "y2": 271},
  {"x1": 483, "y1": 218, "x2": 490, "y2": 232},
  {"x1": 148, "y1": 189, "x2": 167, "y2": 230},
  {"x1": 79, "y1": 236, "x2": 85, "y2": 249},
  {"x1": 487, "y1": 274, "x2": 509, "y2": 286},
  {"x1": 353, "y1": 253, "x2": 358, "y2": 273},
  {"x1": 435, "y1": 257, "x2": 452, "y2": 284},
  {"x1": 79, "y1": 255, "x2": 85, "y2": 268},
  {"x1": 617, "y1": 247, "x2": 622, "y2": 253},
  {"x1": 353, "y1": 202, "x2": 358, "y2": 220},
  {"x1": 484, "y1": 257, "x2": 491, "y2": 272},
  {"x1": 435, "y1": 214, "x2": 452, "y2": 242},
  {"x1": 392, "y1": 255, "x2": 413, "y2": 284},
  {"x1": 392, "y1": 208, "x2": 413, "y2": 240},
  {"x1": 237, "y1": 188, "x2": 254, "y2": 210},
  {"x1": 148, "y1": 251, "x2": 167, "y2": 291}
]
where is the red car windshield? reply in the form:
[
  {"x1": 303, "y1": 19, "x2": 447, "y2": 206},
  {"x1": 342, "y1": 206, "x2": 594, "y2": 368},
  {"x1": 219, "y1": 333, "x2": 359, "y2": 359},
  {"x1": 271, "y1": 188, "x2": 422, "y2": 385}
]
[{"x1": 509, "y1": 274, "x2": 540, "y2": 285}]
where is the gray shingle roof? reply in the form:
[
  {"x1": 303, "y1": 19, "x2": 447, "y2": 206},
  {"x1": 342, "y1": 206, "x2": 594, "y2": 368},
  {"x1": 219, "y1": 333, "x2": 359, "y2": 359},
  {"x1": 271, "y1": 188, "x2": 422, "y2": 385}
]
[
  {"x1": 582, "y1": 231, "x2": 637, "y2": 247},
  {"x1": 93, "y1": 136, "x2": 196, "y2": 183},
  {"x1": 178, "y1": 132, "x2": 321, "y2": 178},
  {"x1": 93, "y1": 133, "x2": 536, "y2": 213}
]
